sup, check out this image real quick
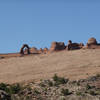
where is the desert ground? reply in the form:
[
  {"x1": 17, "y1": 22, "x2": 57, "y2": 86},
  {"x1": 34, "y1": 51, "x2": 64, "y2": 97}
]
[{"x1": 0, "y1": 49, "x2": 100, "y2": 84}]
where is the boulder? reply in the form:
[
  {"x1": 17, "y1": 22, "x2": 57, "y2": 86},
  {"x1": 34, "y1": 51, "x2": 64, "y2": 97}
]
[
  {"x1": 50, "y1": 42, "x2": 66, "y2": 52},
  {"x1": 87, "y1": 37, "x2": 97, "y2": 45}
]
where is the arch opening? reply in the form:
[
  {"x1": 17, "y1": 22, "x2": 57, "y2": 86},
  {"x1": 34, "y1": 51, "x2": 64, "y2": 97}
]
[{"x1": 20, "y1": 44, "x2": 30, "y2": 55}]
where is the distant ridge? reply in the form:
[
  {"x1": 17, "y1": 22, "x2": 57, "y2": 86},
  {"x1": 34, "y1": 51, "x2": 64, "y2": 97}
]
[{"x1": 19, "y1": 37, "x2": 100, "y2": 55}]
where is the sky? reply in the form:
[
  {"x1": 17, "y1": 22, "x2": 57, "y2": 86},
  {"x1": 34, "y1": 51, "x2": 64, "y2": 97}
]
[{"x1": 0, "y1": 0, "x2": 100, "y2": 53}]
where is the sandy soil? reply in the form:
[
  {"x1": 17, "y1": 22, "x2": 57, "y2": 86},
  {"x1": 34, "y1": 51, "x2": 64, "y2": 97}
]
[{"x1": 0, "y1": 49, "x2": 100, "y2": 84}]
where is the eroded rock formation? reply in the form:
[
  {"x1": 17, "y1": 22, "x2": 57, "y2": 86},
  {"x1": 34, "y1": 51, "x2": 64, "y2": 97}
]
[
  {"x1": 20, "y1": 44, "x2": 30, "y2": 55},
  {"x1": 19, "y1": 37, "x2": 100, "y2": 55},
  {"x1": 29, "y1": 47, "x2": 38, "y2": 54},
  {"x1": 67, "y1": 40, "x2": 84, "y2": 50},
  {"x1": 84, "y1": 37, "x2": 100, "y2": 49},
  {"x1": 38, "y1": 48, "x2": 43, "y2": 53},
  {"x1": 43, "y1": 48, "x2": 48, "y2": 54},
  {"x1": 50, "y1": 42, "x2": 66, "y2": 52},
  {"x1": 87, "y1": 37, "x2": 98, "y2": 46}
]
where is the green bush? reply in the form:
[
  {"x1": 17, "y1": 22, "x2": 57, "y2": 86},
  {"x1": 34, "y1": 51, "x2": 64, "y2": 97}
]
[
  {"x1": 0, "y1": 83, "x2": 21, "y2": 95},
  {"x1": 53, "y1": 74, "x2": 68, "y2": 86},
  {"x1": 0, "y1": 83, "x2": 11, "y2": 94},
  {"x1": 9, "y1": 84, "x2": 21, "y2": 94},
  {"x1": 53, "y1": 74, "x2": 59, "y2": 82},
  {"x1": 0, "y1": 83, "x2": 8, "y2": 91}
]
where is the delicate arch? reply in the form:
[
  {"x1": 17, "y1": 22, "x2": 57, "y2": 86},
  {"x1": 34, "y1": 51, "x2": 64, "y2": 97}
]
[{"x1": 20, "y1": 44, "x2": 30, "y2": 54}]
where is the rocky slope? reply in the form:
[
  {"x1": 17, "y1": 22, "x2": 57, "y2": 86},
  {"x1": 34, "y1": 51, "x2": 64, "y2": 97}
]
[
  {"x1": 0, "y1": 48, "x2": 100, "y2": 99},
  {"x1": 1, "y1": 74, "x2": 100, "y2": 100},
  {"x1": 0, "y1": 49, "x2": 100, "y2": 83}
]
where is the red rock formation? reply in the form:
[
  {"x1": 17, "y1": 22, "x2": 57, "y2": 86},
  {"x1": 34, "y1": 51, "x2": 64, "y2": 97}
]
[
  {"x1": 84, "y1": 37, "x2": 100, "y2": 49},
  {"x1": 29, "y1": 47, "x2": 38, "y2": 54},
  {"x1": 38, "y1": 48, "x2": 43, "y2": 53},
  {"x1": 67, "y1": 40, "x2": 84, "y2": 50},
  {"x1": 50, "y1": 42, "x2": 66, "y2": 52},
  {"x1": 87, "y1": 37, "x2": 97, "y2": 46},
  {"x1": 20, "y1": 37, "x2": 100, "y2": 55},
  {"x1": 20, "y1": 44, "x2": 30, "y2": 54},
  {"x1": 43, "y1": 48, "x2": 48, "y2": 54}
]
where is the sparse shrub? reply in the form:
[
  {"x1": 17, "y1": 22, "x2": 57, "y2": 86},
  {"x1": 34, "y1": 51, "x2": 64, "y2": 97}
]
[
  {"x1": 88, "y1": 90, "x2": 100, "y2": 96},
  {"x1": 39, "y1": 82, "x2": 46, "y2": 87},
  {"x1": 89, "y1": 90, "x2": 97, "y2": 96},
  {"x1": 39, "y1": 79, "x2": 53, "y2": 87},
  {"x1": 33, "y1": 88, "x2": 40, "y2": 94},
  {"x1": 47, "y1": 80, "x2": 53, "y2": 87},
  {"x1": 9, "y1": 83, "x2": 21, "y2": 94},
  {"x1": 0, "y1": 83, "x2": 21, "y2": 95},
  {"x1": 53, "y1": 74, "x2": 68, "y2": 86},
  {"x1": 53, "y1": 74, "x2": 59, "y2": 82},
  {"x1": 86, "y1": 84, "x2": 92, "y2": 90},
  {"x1": 76, "y1": 91, "x2": 83, "y2": 96},
  {"x1": 0, "y1": 83, "x2": 12, "y2": 95},
  {"x1": 96, "y1": 74, "x2": 100, "y2": 77},
  {"x1": 43, "y1": 87, "x2": 47, "y2": 92},
  {"x1": 0, "y1": 83, "x2": 8, "y2": 91},
  {"x1": 76, "y1": 81, "x2": 80, "y2": 86},
  {"x1": 61, "y1": 88, "x2": 71, "y2": 96}
]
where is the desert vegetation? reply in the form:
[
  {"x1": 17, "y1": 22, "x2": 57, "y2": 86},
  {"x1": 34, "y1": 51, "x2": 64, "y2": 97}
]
[{"x1": 0, "y1": 74, "x2": 100, "y2": 100}]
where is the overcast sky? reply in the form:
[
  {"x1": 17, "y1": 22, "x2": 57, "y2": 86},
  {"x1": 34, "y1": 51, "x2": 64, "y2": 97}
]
[{"x1": 0, "y1": 0, "x2": 100, "y2": 53}]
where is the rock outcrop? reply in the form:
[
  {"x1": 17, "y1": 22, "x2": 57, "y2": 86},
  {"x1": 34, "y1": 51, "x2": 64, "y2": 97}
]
[
  {"x1": 84, "y1": 37, "x2": 100, "y2": 49},
  {"x1": 19, "y1": 37, "x2": 100, "y2": 55},
  {"x1": 38, "y1": 48, "x2": 43, "y2": 53},
  {"x1": 29, "y1": 47, "x2": 39, "y2": 54},
  {"x1": 87, "y1": 37, "x2": 98, "y2": 46},
  {"x1": 50, "y1": 42, "x2": 66, "y2": 52},
  {"x1": 67, "y1": 40, "x2": 84, "y2": 50},
  {"x1": 43, "y1": 48, "x2": 48, "y2": 54},
  {"x1": 20, "y1": 44, "x2": 30, "y2": 55}
]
